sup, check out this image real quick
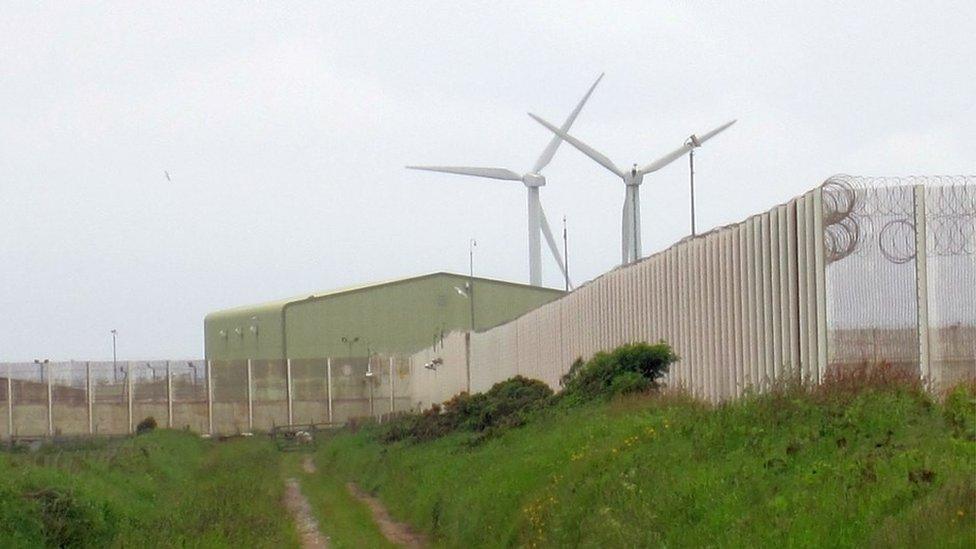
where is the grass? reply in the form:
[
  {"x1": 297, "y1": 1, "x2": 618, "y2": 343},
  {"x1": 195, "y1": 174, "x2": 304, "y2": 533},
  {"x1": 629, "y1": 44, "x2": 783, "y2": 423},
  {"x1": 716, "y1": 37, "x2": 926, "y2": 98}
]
[
  {"x1": 317, "y1": 375, "x2": 976, "y2": 547},
  {"x1": 0, "y1": 430, "x2": 299, "y2": 547}
]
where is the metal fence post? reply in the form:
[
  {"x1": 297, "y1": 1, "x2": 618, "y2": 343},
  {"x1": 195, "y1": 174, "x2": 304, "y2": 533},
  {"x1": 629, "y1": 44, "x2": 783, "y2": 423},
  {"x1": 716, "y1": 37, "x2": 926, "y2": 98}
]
[
  {"x1": 46, "y1": 362, "x2": 53, "y2": 437},
  {"x1": 86, "y1": 361, "x2": 93, "y2": 436},
  {"x1": 813, "y1": 188, "x2": 828, "y2": 382},
  {"x1": 389, "y1": 356, "x2": 395, "y2": 414},
  {"x1": 8, "y1": 364, "x2": 14, "y2": 441},
  {"x1": 285, "y1": 358, "x2": 293, "y2": 425},
  {"x1": 246, "y1": 359, "x2": 253, "y2": 432},
  {"x1": 326, "y1": 358, "x2": 333, "y2": 423},
  {"x1": 206, "y1": 360, "x2": 213, "y2": 435},
  {"x1": 913, "y1": 184, "x2": 931, "y2": 383},
  {"x1": 166, "y1": 360, "x2": 173, "y2": 429},
  {"x1": 126, "y1": 362, "x2": 133, "y2": 434}
]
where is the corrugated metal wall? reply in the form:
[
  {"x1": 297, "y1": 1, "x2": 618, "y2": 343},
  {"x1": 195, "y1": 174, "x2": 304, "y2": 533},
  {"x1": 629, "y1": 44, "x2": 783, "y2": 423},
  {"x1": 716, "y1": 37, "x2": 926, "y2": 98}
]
[{"x1": 407, "y1": 177, "x2": 975, "y2": 409}]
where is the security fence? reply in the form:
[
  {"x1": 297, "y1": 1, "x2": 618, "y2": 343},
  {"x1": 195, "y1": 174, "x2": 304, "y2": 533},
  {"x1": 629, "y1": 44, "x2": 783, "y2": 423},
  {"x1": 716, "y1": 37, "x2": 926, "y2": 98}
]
[
  {"x1": 1, "y1": 356, "x2": 412, "y2": 438},
  {"x1": 409, "y1": 175, "x2": 975, "y2": 408},
  {"x1": 4, "y1": 175, "x2": 972, "y2": 436}
]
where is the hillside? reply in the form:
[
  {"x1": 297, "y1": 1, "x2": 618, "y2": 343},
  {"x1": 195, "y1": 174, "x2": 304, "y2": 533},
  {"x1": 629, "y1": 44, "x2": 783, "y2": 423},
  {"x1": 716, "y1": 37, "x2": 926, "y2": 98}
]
[
  {"x1": 0, "y1": 431, "x2": 298, "y2": 547},
  {"x1": 317, "y1": 363, "x2": 976, "y2": 547}
]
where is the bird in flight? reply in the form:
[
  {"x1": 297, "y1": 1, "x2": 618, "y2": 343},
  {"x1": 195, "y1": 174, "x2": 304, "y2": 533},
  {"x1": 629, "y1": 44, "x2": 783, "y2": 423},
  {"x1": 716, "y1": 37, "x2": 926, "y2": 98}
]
[{"x1": 164, "y1": 171, "x2": 171, "y2": 182}]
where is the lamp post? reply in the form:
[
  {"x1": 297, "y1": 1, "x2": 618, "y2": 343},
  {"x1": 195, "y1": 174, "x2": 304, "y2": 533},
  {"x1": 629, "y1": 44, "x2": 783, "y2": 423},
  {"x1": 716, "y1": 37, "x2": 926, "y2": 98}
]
[
  {"x1": 34, "y1": 359, "x2": 50, "y2": 436},
  {"x1": 340, "y1": 336, "x2": 360, "y2": 359},
  {"x1": 562, "y1": 216, "x2": 569, "y2": 292},
  {"x1": 111, "y1": 329, "x2": 118, "y2": 382},
  {"x1": 364, "y1": 344, "x2": 375, "y2": 417},
  {"x1": 685, "y1": 134, "x2": 702, "y2": 237},
  {"x1": 33, "y1": 358, "x2": 48, "y2": 383},
  {"x1": 468, "y1": 239, "x2": 476, "y2": 331}
]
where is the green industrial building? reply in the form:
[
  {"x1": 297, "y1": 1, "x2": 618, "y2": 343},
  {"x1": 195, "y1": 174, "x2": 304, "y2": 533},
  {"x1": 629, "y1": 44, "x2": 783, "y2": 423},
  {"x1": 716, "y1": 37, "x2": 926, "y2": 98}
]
[{"x1": 204, "y1": 272, "x2": 564, "y2": 361}]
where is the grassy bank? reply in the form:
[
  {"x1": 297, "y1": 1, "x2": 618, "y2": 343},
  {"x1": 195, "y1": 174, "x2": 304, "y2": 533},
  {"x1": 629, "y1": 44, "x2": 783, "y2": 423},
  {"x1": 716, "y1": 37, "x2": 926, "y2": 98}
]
[
  {"x1": 0, "y1": 430, "x2": 298, "y2": 547},
  {"x1": 318, "y1": 378, "x2": 976, "y2": 547}
]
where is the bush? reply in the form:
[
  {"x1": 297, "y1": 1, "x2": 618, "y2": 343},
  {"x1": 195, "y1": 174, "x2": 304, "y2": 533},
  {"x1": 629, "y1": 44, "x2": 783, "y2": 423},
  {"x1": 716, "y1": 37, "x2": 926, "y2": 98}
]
[
  {"x1": 560, "y1": 341, "x2": 677, "y2": 402},
  {"x1": 135, "y1": 417, "x2": 157, "y2": 435},
  {"x1": 378, "y1": 376, "x2": 553, "y2": 443},
  {"x1": 943, "y1": 381, "x2": 976, "y2": 440},
  {"x1": 22, "y1": 486, "x2": 117, "y2": 547}
]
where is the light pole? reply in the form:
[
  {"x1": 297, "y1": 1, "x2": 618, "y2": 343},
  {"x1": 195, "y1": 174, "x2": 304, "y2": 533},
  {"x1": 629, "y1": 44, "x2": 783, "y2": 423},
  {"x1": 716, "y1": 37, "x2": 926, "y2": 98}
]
[
  {"x1": 468, "y1": 239, "x2": 476, "y2": 331},
  {"x1": 111, "y1": 329, "x2": 118, "y2": 382},
  {"x1": 33, "y1": 359, "x2": 49, "y2": 384},
  {"x1": 364, "y1": 343, "x2": 375, "y2": 417},
  {"x1": 34, "y1": 359, "x2": 50, "y2": 436},
  {"x1": 562, "y1": 216, "x2": 569, "y2": 292},
  {"x1": 341, "y1": 336, "x2": 360, "y2": 359},
  {"x1": 685, "y1": 134, "x2": 702, "y2": 237}
]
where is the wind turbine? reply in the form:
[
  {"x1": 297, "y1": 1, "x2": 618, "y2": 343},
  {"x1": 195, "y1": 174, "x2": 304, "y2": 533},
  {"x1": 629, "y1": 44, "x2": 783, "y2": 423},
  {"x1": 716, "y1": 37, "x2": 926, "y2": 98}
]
[
  {"x1": 407, "y1": 73, "x2": 604, "y2": 287},
  {"x1": 528, "y1": 114, "x2": 736, "y2": 264}
]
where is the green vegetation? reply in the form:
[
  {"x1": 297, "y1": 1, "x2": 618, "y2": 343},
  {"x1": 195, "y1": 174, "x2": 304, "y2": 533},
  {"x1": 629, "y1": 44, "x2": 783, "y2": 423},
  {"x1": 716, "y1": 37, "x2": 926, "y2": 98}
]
[
  {"x1": 558, "y1": 341, "x2": 677, "y2": 403},
  {"x1": 379, "y1": 376, "x2": 554, "y2": 444},
  {"x1": 0, "y1": 431, "x2": 298, "y2": 548},
  {"x1": 317, "y1": 351, "x2": 976, "y2": 547},
  {"x1": 281, "y1": 454, "x2": 393, "y2": 548}
]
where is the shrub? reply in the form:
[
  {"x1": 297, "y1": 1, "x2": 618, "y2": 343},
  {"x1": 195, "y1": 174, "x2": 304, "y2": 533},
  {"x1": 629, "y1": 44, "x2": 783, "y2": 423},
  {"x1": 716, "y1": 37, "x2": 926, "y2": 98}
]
[
  {"x1": 135, "y1": 417, "x2": 157, "y2": 435},
  {"x1": 560, "y1": 341, "x2": 677, "y2": 402},
  {"x1": 943, "y1": 380, "x2": 976, "y2": 440},
  {"x1": 22, "y1": 486, "x2": 117, "y2": 547},
  {"x1": 377, "y1": 376, "x2": 553, "y2": 443}
]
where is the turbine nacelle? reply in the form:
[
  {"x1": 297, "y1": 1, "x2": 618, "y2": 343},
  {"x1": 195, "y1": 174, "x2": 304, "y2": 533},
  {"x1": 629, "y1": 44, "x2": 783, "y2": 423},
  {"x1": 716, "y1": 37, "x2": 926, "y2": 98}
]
[
  {"x1": 522, "y1": 173, "x2": 546, "y2": 187},
  {"x1": 624, "y1": 164, "x2": 642, "y2": 186}
]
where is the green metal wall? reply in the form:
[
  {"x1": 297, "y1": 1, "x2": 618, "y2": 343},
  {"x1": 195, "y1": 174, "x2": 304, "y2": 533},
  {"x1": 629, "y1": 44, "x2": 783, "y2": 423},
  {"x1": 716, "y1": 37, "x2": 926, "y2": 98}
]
[{"x1": 204, "y1": 273, "x2": 563, "y2": 361}]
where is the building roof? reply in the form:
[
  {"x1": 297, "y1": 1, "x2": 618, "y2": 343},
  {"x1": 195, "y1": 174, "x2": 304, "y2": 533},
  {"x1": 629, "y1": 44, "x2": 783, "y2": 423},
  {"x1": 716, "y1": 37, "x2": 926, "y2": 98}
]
[{"x1": 205, "y1": 271, "x2": 563, "y2": 321}]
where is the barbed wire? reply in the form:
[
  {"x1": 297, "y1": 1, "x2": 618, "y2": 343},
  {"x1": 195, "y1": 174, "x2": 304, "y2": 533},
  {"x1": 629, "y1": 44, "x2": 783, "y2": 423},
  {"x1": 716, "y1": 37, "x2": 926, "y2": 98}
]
[{"x1": 821, "y1": 174, "x2": 976, "y2": 264}]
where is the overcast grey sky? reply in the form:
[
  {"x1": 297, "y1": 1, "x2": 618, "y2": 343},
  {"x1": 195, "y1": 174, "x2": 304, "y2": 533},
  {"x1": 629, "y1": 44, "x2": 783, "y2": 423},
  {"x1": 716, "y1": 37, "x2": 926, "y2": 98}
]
[{"x1": 1, "y1": 2, "x2": 973, "y2": 361}]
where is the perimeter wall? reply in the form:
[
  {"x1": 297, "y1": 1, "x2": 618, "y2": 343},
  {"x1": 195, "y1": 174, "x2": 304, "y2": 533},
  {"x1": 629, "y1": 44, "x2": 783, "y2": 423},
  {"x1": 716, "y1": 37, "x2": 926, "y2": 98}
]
[{"x1": 408, "y1": 175, "x2": 975, "y2": 408}]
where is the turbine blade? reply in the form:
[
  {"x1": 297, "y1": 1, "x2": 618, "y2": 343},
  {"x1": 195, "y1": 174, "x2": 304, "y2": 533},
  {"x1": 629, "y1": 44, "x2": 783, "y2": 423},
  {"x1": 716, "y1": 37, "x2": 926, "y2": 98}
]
[
  {"x1": 531, "y1": 73, "x2": 605, "y2": 174},
  {"x1": 696, "y1": 119, "x2": 737, "y2": 145},
  {"x1": 538, "y1": 206, "x2": 573, "y2": 288},
  {"x1": 638, "y1": 142, "x2": 693, "y2": 175},
  {"x1": 639, "y1": 119, "x2": 737, "y2": 175},
  {"x1": 406, "y1": 165, "x2": 523, "y2": 181},
  {"x1": 528, "y1": 113, "x2": 624, "y2": 178}
]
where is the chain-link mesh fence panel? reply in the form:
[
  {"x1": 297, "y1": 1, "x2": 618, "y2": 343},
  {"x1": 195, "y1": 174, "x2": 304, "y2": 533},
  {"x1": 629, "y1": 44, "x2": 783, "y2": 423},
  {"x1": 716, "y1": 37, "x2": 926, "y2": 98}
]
[
  {"x1": 330, "y1": 357, "x2": 370, "y2": 423},
  {"x1": 7, "y1": 363, "x2": 46, "y2": 436},
  {"x1": 291, "y1": 358, "x2": 328, "y2": 425},
  {"x1": 923, "y1": 181, "x2": 976, "y2": 387},
  {"x1": 252, "y1": 359, "x2": 288, "y2": 430},
  {"x1": 0, "y1": 367, "x2": 9, "y2": 439},
  {"x1": 823, "y1": 177, "x2": 919, "y2": 372},
  {"x1": 90, "y1": 361, "x2": 129, "y2": 435},
  {"x1": 50, "y1": 361, "x2": 88, "y2": 436},
  {"x1": 391, "y1": 355, "x2": 412, "y2": 413},
  {"x1": 130, "y1": 361, "x2": 168, "y2": 433},
  {"x1": 171, "y1": 360, "x2": 208, "y2": 433},
  {"x1": 211, "y1": 360, "x2": 247, "y2": 434}
]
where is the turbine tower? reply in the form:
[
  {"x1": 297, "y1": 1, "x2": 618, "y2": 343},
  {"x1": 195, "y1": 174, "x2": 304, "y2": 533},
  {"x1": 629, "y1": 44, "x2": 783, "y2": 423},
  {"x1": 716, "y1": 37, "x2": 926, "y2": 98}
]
[
  {"x1": 408, "y1": 74, "x2": 604, "y2": 287},
  {"x1": 529, "y1": 114, "x2": 736, "y2": 264}
]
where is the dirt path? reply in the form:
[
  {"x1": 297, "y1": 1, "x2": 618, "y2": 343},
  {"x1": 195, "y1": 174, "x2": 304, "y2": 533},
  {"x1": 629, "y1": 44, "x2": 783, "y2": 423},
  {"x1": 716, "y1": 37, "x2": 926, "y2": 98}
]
[
  {"x1": 346, "y1": 482, "x2": 428, "y2": 548},
  {"x1": 284, "y1": 476, "x2": 329, "y2": 548},
  {"x1": 302, "y1": 455, "x2": 317, "y2": 474}
]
